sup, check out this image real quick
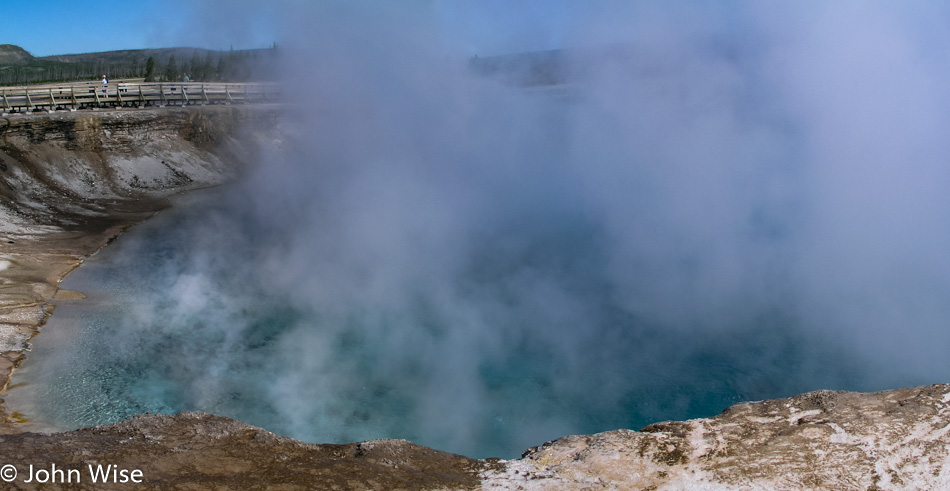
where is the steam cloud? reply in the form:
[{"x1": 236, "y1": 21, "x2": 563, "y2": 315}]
[{"x1": 20, "y1": 1, "x2": 950, "y2": 458}]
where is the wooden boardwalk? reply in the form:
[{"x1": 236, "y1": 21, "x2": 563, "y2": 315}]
[{"x1": 0, "y1": 81, "x2": 279, "y2": 115}]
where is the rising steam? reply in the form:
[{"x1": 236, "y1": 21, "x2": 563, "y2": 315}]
[{"x1": 16, "y1": 1, "x2": 950, "y2": 458}]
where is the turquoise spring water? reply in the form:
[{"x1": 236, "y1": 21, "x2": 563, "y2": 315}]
[{"x1": 7, "y1": 185, "x2": 899, "y2": 459}]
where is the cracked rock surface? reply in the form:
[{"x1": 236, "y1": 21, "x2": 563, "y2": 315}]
[{"x1": 484, "y1": 384, "x2": 950, "y2": 490}]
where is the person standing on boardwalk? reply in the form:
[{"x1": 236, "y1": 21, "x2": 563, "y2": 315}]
[{"x1": 101, "y1": 75, "x2": 108, "y2": 97}]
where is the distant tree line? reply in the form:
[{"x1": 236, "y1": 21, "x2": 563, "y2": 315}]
[
  {"x1": 0, "y1": 46, "x2": 278, "y2": 86},
  {"x1": 0, "y1": 61, "x2": 145, "y2": 85},
  {"x1": 144, "y1": 47, "x2": 276, "y2": 83}
]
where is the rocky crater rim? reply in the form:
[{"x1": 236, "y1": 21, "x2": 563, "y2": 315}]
[{"x1": 2, "y1": 384, "x2": 949, "y2": 489}]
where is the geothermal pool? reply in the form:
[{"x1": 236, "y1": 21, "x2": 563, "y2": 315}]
[{"x1": 7, "y1": 184, "x2": 910, "y2": 459}]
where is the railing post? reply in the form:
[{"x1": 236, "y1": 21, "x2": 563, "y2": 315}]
[
  {"x1": 1, "y1": 89, "x2": 8, "y2": 112},
  {"x1": 182, "y1": 84, "x2": 189, "y2": 105},
  {"x1": 201, "y1": 83, "x2": 209, "y2": 105},
  {"x1": 48, "y1": 88, "x2": 56, "y2": 112},
  {"x1": 138, "y1": 85, "x2": 145, "y2": 108},
  {"x1": 159, "y1": 83, "x2": 166, "y2": 107},
  {"x1": 224, "y1": 84, "x2": 233, "y2": 104},
  {"x1": 70, "y1": 86, "x2": 77, "y2": 110},
  {"x1": 25, "y1": 88, "x2": 34, "y2": 112}
]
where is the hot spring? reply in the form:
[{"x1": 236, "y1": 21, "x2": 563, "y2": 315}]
[
  {"x1": 8, "y1": 184, "x2": 889, "y2": 459},
  {"x1": 11, "y1": 3, "x2": 950, "y2": 459}
]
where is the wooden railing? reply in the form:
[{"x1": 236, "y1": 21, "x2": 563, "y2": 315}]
[{"x1": 0, "y1": 81, "x2": 280, "y2": 114}]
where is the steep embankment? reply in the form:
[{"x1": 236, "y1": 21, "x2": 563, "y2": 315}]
[
  {"x1": 1, "y1": 107, "x2": 949, "y2": 489},
  {"x1": 0, "y1": 106, "x2": 278, "y2": 427}
]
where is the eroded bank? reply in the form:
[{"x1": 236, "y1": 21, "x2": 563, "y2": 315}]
[{"x1": 0, "y1": 105, "x2": 281, "y2": 431}]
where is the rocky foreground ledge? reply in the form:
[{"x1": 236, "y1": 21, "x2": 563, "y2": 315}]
[
  {"x1": 1, "y1": 108, "x2": 949, "y2": 489},
  {"x1": 0, "y1": 384, "x2": 947, "y2": 489}
]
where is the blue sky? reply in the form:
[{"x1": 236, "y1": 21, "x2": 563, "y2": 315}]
[
  {"x1": 2, "y1": 0, "x2": 279, "y2": 56},
  {"x1": 3, "y1": 0, "x2": 581, "y2": 58}
]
